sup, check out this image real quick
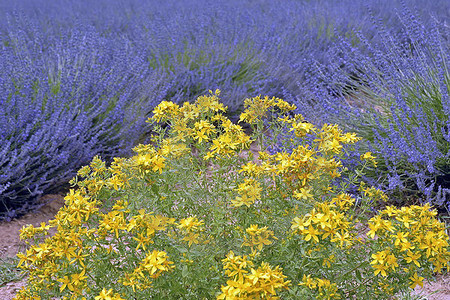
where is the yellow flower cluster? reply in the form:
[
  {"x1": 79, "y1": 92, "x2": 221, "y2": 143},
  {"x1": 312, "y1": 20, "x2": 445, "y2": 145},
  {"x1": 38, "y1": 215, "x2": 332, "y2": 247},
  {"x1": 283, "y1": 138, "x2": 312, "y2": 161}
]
[
  {"x1": 370, "y1": 249, "x2": 399, "y2": 277},
  {"x1": 241, "y1": 224, "x2": 277, "y2": 251},
  {"x1": 74, "y1": 156, "x2": 129, "y2": 196},
  {"x1": 289, "y1": 119, "x2": 315, "y2": 138},
  {"x1": 151, "y1": 100, "x2": 181, "y2": 123},
  {"x1": 132, "y1": 144, "x2": 167, "y2": 174},
  {"x1": 359, "y1": 181, "x2": 389, "y2": 202},
  {"x1": 149, "y1": 90, "x2": 251, "y2": 160},
  {"x1": 291, "y1": 199, "x2": 354, "y2": 248},
  {"x1": 360, "y1": 151, "x2": 377, "y2": 167},
  {"x1": 217, "y1": 251, "x2": 290, "y2": 300},
  {"x1": 14, "y1": 91, "x2": 450, "y2": 299},
  {"x1": 231, "y1": 178, "x2": 262, "y2": 208},
  {"x1": 176, "y1": 216, "x2": 206, "y2": 247},
  {"x1": 367, "y1": 203, "x2": 450, "y2": 288},
  {"x1": 235, "y1": 118, "x2": 360, "y2": 205},
  {"x1": 331, "y1": 193, "x2": 357, "y2": 211},
  {"x1": 299, "y1": 275, "x2": 341, "y2": 300},
  {"x1": 239, "y1": 95, "x2": 296, "y2": 124},
  {"x1": 127, "y1": 209, "x2": 175, "y2": 251},
  {"x1": 122, "y1": 250, "x2": 175, "y2": 291},
  {"x1": 314, "y1": 124, "x2": 359, "y2": 154},
  {"x1": 15, "y1": 185, "x2": 180, "y2": 299},
  {"x1": 95, "y1": 288, "x2": 126, "y2": 300},
  {"x1": 205, "y1": 117, "x2": 252, "y2": 159}
]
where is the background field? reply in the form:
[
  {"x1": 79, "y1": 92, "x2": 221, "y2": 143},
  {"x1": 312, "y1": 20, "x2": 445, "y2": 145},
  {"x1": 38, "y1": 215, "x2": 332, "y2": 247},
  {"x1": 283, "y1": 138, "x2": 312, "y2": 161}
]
[{"x1": 1, "y1": 0, "x2": 449, "y2": 220}]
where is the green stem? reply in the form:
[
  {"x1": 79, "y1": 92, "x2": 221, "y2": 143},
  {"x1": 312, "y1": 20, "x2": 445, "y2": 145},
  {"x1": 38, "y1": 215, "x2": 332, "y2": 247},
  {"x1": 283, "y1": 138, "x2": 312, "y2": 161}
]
[
  {"x1": 340, "y1": 260, "x2": 369, "y2": 278},
  {"x1": 344, "y1": 274, "x2": 376, "y2": 297}
]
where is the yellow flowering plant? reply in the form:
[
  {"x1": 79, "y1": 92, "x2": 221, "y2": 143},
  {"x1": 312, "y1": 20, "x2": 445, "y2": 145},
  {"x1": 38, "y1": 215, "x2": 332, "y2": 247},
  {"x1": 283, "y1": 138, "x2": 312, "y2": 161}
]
[{"x1": 14, "y1": 91, "x2": 449, "y2": 299}]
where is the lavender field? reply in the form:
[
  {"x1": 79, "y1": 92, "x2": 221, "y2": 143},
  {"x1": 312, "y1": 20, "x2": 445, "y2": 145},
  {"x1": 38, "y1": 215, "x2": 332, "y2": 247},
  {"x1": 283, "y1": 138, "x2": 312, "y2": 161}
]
[
  {"x1": 1, "y1": 1, "x2": 450, "y2": 299},
  {"x1": 1, "y1": 0, "x2": 449, "y2": 219}
]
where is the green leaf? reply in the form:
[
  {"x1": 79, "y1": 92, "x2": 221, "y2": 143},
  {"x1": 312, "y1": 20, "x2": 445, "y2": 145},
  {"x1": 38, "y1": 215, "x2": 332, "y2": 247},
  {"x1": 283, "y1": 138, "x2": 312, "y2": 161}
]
[
  {"x1": 182, "y1": 265, "x2": 189, "y2": 278},
  {"x1": 175, "y1": 246, "x2": 188, "y2": 253},
  {"x1": 151, "y1": 183, "x2": 159, "y2": 195},
  {"x1": 355, "y1": 269, "x2": 362, "y2": 282}
]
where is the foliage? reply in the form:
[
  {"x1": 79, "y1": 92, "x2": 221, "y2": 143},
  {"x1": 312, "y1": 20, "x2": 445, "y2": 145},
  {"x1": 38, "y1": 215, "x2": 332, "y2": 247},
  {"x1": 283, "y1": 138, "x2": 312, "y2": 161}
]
[
  {"x1": 0, "y1": 257, "x2": 25, "y2": 287},
  {"x1": 15, "y1": 92, "x2": 450, "y2": 299},
  {"x1": 0, "y1": 18, "x2": 168, "y2": 220},
  {"x1": 301, "y1": 2, "x2": 450, "y2": 210}
]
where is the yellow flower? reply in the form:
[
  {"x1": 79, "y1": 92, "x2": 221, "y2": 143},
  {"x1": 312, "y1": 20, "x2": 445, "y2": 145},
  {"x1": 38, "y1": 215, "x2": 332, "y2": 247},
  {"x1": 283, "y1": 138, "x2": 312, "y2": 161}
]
[
  {"x1": 392, "y1": 231, "x2": 409, "y2": 247},
  {"x1": 274, "y1": 98, "x2": 297, "y2": 112},
  {"x1": 231, "y1": 179, "x2": 262, "y2": 208},
  {"x1": 372, "y1": 264, "x2": 389, "y2": 277},
  {"x1": 99, "y1": 211, "x2": 128, "y2": 238},
  {"x1": 150, "y1": 101, "x2": 180, "y2": 122},
  {"x1": 290, "y1": 121, "x2": 315, "y2": 137},
  {"x1": 58, "y1": 275, "x2": 73, "y2": 292},
  {"x1": 361, "y1": 152, "x2": 375, "y2": 160},
  {"x1": 399, "y1": 240, "x2": 415, "y2": 252},
  {"x1": 241, "y1": 225, "x2": 277, "y2": 251},
  {"x1": 133, "y1": 151, "x2": 166, "y2": 174},
  {"x1": 133, "y1": 231, "x2": 153, "y2": 251},
  {"x1": 151, "y1": 155, "x2": 166, "y2": 173},
  {"x1": 409, "y1": 272, "x2": 425, "y2": 289},
  {"x1": 417, "y1": 232, "x2": 441, "y2": 258},
  {"x1": 239, "y1": 95, "x2": 277, "y2": 124},
  {"x1": 203, "y1": 151, "x2": 215, "y2": 160},
  {"x1": 58, "y1": 269, "x2": 87, "y2": 292},
  {"x1": 371, "y1": 251, "x2": 387, "y2": 266},
  {"x1": 330, "y1": 232, "x2": 352, "y2": 248},
  {"x1": 382, "y1": 205, "x2": 397, "y2": 217},
  {"x1": 299, "y1": 274, "x2": 317, "y2": 289},
  {"x1": 341, "y1": 132, "x2": 360, "y2": 143},
  {"x1": 405, "y1": 250, "x2": 421, "y2": 267},
  {"x1": 323, "y1": 138, "x2": 342, "y2": 153},
  {"x1": 195, "y1": 119, "x2": 215, "y2": 133},
  {"x1": 238, "y1": 161, "x2": 261, "y2": 176},
  {"x1": 386, "y1": 253, "x2": 399, "y2": 271},
  {"x1": 90, "y1": 155, "x2": 107, "y2": 176},
  {"x1": 194, "y1": 129, "x2": 209, "y2": 143},
  {"x1": 19, "y1": 224, "x2": 37, "y2": 240},
  {"x1": 331, "y1": 193, "x2": 355, "y2": 211},
  {"x1": 367, "y1": 215, "x2": 393, "y2": 238},
  {"x1": 69, "y1": 249, "x2": 89, "y2": 267},
  {"x1": 177, "y1": 216, "x2": 204, "y2": 232},
  {"x1": 222, "y1": 251, "x2": 252, "y2": 280},
  {"x1": 371, "y1": 250, "x2": 397, "y2": 277},
  {"x1": 291, "y1": 217, "x2": 306, "y2": 233},
  {"x1": 294, "y1": 187, "x2": 313, "y2": 201},
  {"x1": 64, "y1": 189, "x2": 84, "y2": 204},
  {"x1": 311, "y1": 212, "x2": 329, "y2": 229},
  {"x1": 218, "y1": 254, "x2": 290, "y2": 300},
  {"x1": 107, "y1": 175, "x2": 124, "y2": 191},
  {"x1": 182, "y1": 233, "x2": 200, "y2": 247},
  {"x1": 304, "y1": 226, "x2": 320, "y2": 243},
  {"x1": 137, "y1": 250, "x2": 175, "y2": 279},
  {"x1": 94, "y1": 288, "x2": 125, "y2": 300},
  {"x1": 360, "y1": 152, "x2": 377, "y2": 166}
]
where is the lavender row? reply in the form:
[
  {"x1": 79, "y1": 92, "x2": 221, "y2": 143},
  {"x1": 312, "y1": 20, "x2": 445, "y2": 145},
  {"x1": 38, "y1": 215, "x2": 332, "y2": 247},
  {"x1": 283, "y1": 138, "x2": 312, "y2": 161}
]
[{"x1": 1, "y1": 0, "x2": 449, "y2": 219}]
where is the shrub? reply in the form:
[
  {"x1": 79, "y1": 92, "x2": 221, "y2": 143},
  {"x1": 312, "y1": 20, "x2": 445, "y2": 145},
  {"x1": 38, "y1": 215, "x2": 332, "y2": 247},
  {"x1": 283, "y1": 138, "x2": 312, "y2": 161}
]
[
  {"x1": 0, "y1": 21, "x2": 168, "y2": 220},
  {"x1": 300, "y1": 3, "x2": 450, "y2": 211},
  {"x1": 15, "y1": 92, "x2": 450, "y2": 299}
]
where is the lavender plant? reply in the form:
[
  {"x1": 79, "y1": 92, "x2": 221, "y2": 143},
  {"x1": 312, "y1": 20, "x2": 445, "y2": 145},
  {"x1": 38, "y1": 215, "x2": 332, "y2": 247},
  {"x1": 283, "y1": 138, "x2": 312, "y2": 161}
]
[
  {"x1": 1, "y1": 0, "x2": 449, "y2": 220},
  {"x1": 301, "y1": 3, "x2": 450, "y2": 210},
  {"x1": 0, "y1": 24, "x2": 168, "y2": 220}
]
